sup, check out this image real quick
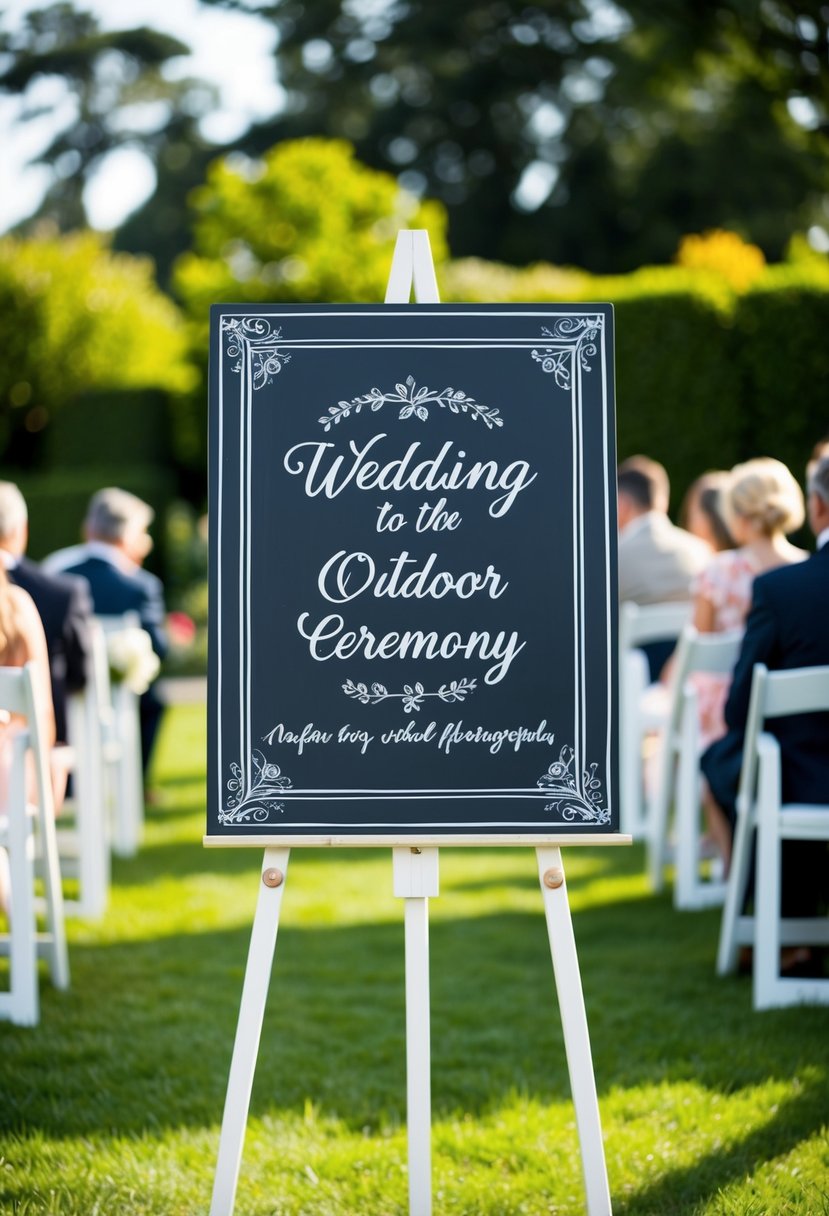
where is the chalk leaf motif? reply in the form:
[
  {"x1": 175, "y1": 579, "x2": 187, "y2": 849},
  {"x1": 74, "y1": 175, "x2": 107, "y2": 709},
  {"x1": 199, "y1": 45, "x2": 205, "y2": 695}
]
[
  {"x1": 222, "y1": 316, "x2": 291, "y2": 389},
  {"x1": 531, "y1": 315, "x2": 603, "y2": 389},
  {"x1": 220, "y1": 750, "x2": 293, "y2": 825},
  {"x1": 342, "y1": 676, "x2": 477, "y2": 712},
  {"x1": 319, "y1": 375, "x2": 503, "y2": 431},
  {"x1": 537, "y1": 745, "x2": 610, "y2": 825}
]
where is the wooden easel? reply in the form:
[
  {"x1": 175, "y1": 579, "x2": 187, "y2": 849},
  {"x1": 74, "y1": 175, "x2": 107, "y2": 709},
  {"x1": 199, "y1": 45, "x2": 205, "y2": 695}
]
[{"x1": 209, "y1": 231, "x2": 615, "y2": 1216}]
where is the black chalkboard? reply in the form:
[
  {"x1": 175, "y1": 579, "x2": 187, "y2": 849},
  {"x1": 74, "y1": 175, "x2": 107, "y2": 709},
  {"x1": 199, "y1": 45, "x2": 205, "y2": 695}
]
[{"x1": 207, "y1": 305, "x2": 618, "y2": 840}]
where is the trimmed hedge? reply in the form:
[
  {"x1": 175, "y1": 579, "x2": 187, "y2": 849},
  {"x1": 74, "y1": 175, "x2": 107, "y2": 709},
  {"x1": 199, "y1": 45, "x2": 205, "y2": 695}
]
[
  {"x1": 13, "y1": 464, "x2": 176, "y2": 579},
  {"x1": 442, "y1": 256, "x2": 829, "y2": 510}
]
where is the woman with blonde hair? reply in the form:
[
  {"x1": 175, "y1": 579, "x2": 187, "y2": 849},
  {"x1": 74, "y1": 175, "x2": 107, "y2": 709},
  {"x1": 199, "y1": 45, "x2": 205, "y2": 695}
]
[
  {"x1": 691, "y1": 457, "x2": 807, "y2": 864},
  {"x1": 693, "y1": 457, "x2": 806, "y2": 643}
]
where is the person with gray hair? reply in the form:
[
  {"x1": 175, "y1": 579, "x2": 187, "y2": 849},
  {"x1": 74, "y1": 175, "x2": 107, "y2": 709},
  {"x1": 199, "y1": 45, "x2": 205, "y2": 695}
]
[
  {"x1": 700, "y1": 452, "x2": 829, "y2": 944},
  {"x1": 45, "y1": 487, "x2": 169, "y2": 777},
  {"x1": 0, "y1": 481, "x2": 92, "y2": 744}
]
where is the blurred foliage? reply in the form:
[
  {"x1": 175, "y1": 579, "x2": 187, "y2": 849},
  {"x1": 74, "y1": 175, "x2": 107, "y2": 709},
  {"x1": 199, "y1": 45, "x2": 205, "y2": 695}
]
[
  {"x1": 170, "y1": 138, "x2": 447, "y2": 474},
  {"x1": 0, "y1": 228, "x2": 194, "y2": 464},
  {"x1": 442, "y1": 239, "x2": 829, "y2": 507},
  {"x1": 185, "y1": 0, "x2": 829, "y2": 273},
  {"x1": 1, "y1": 3, "x2": 826, "y2": 278},
  {"x1": 174, "y1": 138, "x2": 447, "y2": 332},
  {"x1": 14, "y1": 464, "x2": 176, "y2": 578},
  {"x1": 676, "y1": 229, "x2": 767, "y2": 292},
  {"x1": 162, "y1": 500, "x2": 208, "y2": 674},
  {"x1": 0, "y1": 2, "x2": 215, "y2": 235}
]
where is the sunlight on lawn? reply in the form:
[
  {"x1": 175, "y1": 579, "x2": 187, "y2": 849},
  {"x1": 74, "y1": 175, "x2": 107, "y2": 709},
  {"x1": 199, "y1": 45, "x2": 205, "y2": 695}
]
[{"x1": 0, "y1": 704, "x2": 826, "y2": 1216}]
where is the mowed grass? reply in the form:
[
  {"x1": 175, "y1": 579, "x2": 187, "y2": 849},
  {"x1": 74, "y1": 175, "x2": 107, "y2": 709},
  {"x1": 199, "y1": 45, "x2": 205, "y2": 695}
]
[{"x1": 1, "y1": 704, "x2": 827, "y2": 1215}]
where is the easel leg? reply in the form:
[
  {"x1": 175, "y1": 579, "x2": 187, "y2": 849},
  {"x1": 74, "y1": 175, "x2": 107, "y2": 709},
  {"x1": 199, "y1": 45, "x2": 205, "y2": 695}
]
[
  {"x1": 536, "y1": 847, "x2": 611, "y2": 1216},
  {"x1": 393, "y1": 847, "x2": 439, "y2": 1216},
  {"x1": 210, "y1": 847, "x2": 290, "y2": 1216}
]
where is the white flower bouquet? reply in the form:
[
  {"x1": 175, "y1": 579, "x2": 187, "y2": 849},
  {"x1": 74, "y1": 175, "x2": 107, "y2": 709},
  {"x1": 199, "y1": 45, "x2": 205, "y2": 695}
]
[{"x1": 107, "y1": 627, "x2": 161, "y2": 695}]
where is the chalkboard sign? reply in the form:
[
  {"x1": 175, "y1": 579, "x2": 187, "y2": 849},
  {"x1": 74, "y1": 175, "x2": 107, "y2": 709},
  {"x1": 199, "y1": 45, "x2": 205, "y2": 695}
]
[{"x1": 207, "y1": 305, "x2": 617, "y2": 841}]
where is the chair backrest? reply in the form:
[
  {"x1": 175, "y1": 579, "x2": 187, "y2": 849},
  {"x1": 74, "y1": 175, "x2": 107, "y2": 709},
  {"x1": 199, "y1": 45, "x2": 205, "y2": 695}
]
[
  {"x1": 763, "y1": 665, "x2": 829, "y2": 718},
  {"x1": 87, "y1": 619, "x2": 114, "y2": 716},
  {"x1": 96, "y1": 611, "x2": 141, "y2": 636},
  {"x1": 0, "y1": 662, "x2": 55, "y2": 821},
  {"x1": 619, "y1": 601, "x2": 692, "y2": 653},
  {"x1": 736, "y1": 663, "x2": 829, "y2": 813},
  {"x1": 663, "y1": 624, "x2": 743, "y2": 737}
]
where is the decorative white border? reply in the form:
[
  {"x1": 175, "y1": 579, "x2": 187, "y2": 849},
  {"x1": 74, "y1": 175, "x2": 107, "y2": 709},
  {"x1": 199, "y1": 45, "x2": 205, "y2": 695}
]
[{"x1": 214, "y1": 309, "x2": 613, "y2": 830}]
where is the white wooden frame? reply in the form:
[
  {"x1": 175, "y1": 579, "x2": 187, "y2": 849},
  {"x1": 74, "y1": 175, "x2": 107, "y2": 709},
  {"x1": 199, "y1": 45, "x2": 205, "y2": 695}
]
[
  {"x1": 208, "y1": 231, "x2": 622, "y2": 1216},
  {"x1": 716, "y1": 663, "x2": 829, "y2": 1009},
  {"x1": 648, "y1": 625, "x2": 742, "y2": 908},
  {"x1": 0, "y1": 663, "x2": 70, "y2": 1025}
]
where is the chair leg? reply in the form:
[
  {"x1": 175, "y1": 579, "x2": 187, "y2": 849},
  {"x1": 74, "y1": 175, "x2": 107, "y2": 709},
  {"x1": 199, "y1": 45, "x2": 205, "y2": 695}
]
[
  {"x1": 37, "y1": 804, "x2": 69, "y2": 992},
  {"x1": 7, "y1": 760, "x2": 38, "y2": 1026},
  {"x1": 112, "y1": 686, "x2": 144, "y2": 858},
  {"x1": 619, "y1": 685, "x2": 641, "y2": 838},
  {"x1": 717, "y1": 802, "x2": 754, "y2": 976},
  {"x1": 648, "y1": 749, "x2": 673, "y2": 893},
  {"x1": 753, "y1": 748, "x2": 781, "y2": 1010},
  {"x1": 674, "y1": 707, "x2": 698, "y2": 910},
  {"x1": 72, "y1": 727, "x2": 109, "y2": 920}
]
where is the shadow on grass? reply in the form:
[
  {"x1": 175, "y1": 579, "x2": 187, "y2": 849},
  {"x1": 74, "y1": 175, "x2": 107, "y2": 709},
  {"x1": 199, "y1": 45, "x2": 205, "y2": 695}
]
[
  {"x1": 618, "y1": 1081, "x2": 829, "y2": 1215},
  {"x1": 1, "y1": 900, "x2": 826, "y2": 1154}
]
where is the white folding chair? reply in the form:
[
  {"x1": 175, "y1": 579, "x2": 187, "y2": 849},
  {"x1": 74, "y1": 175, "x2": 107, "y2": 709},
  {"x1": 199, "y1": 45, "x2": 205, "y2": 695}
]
[
  {"x1": 619, "y1": 601, "x2": 692, "y2": 838},
  {"x1": 0, "y1": 663, "x2": 70, "y2": 1026},
  {"x1": 96, "y1": 614, "x2": 145, "y2": 858},
  {"x1": 717, "y1": 663, "x2": 829, "y2": 1009},
  {"x1": 56, "y1": 618, "x2": 111, "y2": 918},
  {"x1": 647, "y1": 625, "x2": 743, "y2": 907}
]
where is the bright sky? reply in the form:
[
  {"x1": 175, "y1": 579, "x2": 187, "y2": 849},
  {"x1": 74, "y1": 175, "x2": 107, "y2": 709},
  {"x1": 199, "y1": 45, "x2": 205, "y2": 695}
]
[{"x1": 0, "y1": 0, "x2": 284, "y2": 232}]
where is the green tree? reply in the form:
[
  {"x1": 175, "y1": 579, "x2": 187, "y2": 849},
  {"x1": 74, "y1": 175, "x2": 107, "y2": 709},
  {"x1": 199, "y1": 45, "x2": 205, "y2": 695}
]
[
  {"x1": 0, "y1": 2, "x2": 216, "y2": 232},
  {"x1": 198, "y1": 0, "x2": 829, "y2": 271},
  {"x1": 0, "y1": 227, "x2": 194, "y2": 463},
  {"x1": 173, "y1": 137, "x2": 448, "y2": 329}
]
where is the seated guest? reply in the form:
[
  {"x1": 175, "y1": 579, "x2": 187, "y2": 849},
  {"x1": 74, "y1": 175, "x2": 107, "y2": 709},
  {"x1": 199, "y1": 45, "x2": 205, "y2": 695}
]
[
  {"x1": 700, "y1": 453, "x2": 829, "y2": 919},
  {"x1": 0, "y1": 482, "x2": 92, "y2": 744},
  {"x1": 618, "y1": 455, "x2": 710, "y2": 679},
  {"x1": 0, "y1": 563, "x2": 65, "y2": 912},
  {"x1": 680, "y1": 471, "x2": 735, "y2": 553},
  {"x1": 691, "y1": 458, "x2": 807, "y2": 750},
  {"x1": 45, "y1": 488, "x2": 168, "y2": 779}
]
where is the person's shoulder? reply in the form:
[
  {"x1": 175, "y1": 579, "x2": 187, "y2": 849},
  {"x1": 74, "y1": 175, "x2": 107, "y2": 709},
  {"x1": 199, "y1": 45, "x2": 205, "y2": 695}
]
[
  {"x1": 6, "y1": 580, "x2": 41, "y2": 625},
  {"x1": 755, "y1": 550, "x2": 829, "y2": 597},
  {"x1": 132, "y1": 565, "x2": 164, "y2": 596},
  {"x1": 704, "y1": 547, "x2": 741, "y2": 575},
  {"x1": 42, "y1": 544, "x2": 89, "y2": 575},
  {"x1": 657, "y1": 516, "x2": 709, "y2": 568},
  {"x1": 671, "y1": 520, "x2": 709, "y2": 556},
  {"x1": 22, "y1": 556, "x2": 85, "y2": 598}
]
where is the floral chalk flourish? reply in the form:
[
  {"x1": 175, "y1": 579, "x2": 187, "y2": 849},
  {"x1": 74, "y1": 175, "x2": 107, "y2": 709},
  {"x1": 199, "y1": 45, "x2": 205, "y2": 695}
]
[
  {"x1": 220, "y1": 750, "x2": 292, "y2": 825},
  {"x1": 537, "y1": 744, "x2": 610, "y2": 825},
  {"x1": 343, "y1": 677, "x2": 477, "y2": 714},
  {"x1": 319, "y1": 375, "x2": 503, "y2": 431},
  {"x1": 222, "y1": 316, "x2": 291, "y2": 390},
  {"x1": 531, "y1": 315, "x2": 603, "y2": 390}
]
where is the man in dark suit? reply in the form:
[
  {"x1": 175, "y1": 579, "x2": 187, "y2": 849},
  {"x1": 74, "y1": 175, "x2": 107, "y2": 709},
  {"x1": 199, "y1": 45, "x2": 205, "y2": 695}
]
[
  {"x1": 701, "y1": 453, "x2": 829, "y2": 916},
  {"x1": 45, "y1": 487, "x2": 169, "y2": 777},
  {"x1": 0, "y1": 481, "x2": 92, "y2": 744}
]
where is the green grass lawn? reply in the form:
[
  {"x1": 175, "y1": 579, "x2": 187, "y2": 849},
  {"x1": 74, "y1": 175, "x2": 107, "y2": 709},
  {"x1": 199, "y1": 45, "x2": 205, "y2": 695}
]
[{"x1": 1, "y1": 703, "x2": 827, "y2": 1215}]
